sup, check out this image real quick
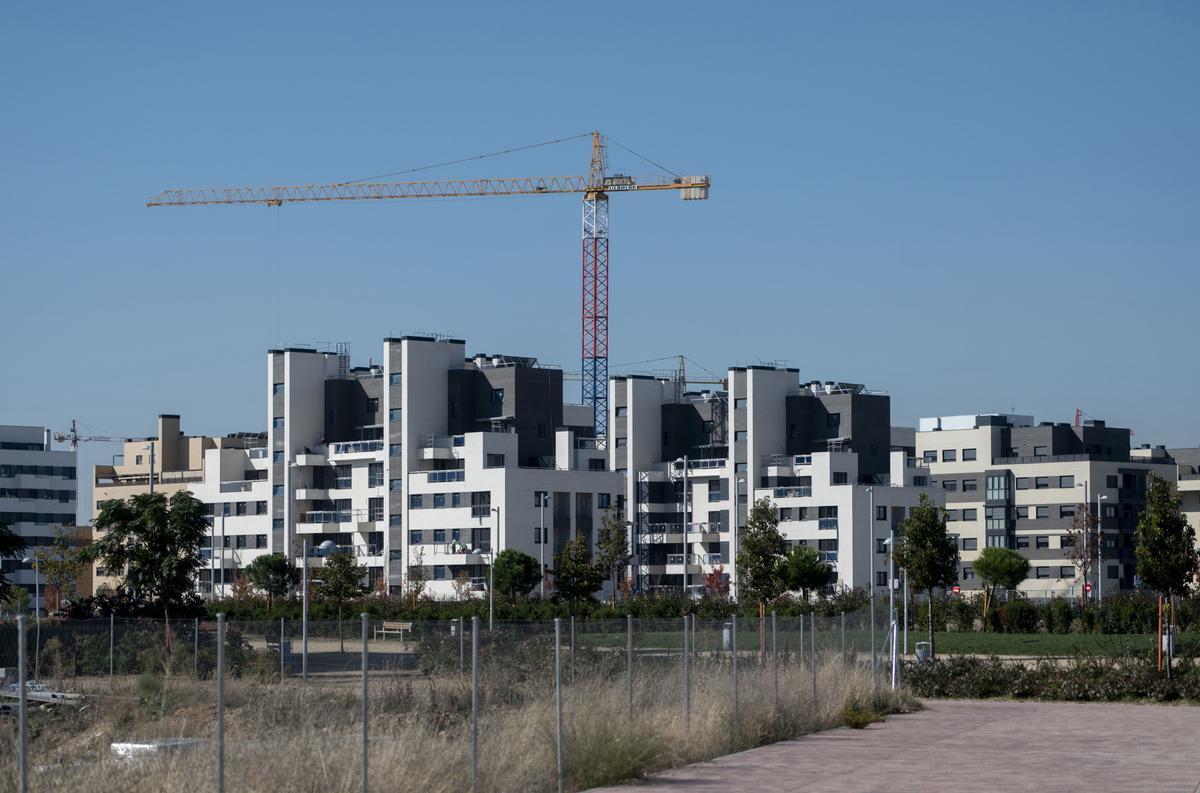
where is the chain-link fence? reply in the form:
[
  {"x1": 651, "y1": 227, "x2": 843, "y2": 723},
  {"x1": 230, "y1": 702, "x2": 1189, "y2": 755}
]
[{"x1": 0, "y1": 608, "x2": 904, "y2": 793}]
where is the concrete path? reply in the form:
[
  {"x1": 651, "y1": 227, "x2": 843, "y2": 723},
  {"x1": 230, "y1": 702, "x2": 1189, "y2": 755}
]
[{"x1": 590, "y1": 699, "x2": 1200, "y2": 792}]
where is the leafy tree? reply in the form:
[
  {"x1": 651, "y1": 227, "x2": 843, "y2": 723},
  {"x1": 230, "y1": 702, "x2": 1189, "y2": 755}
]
[
  {"x1": 492, "y1": 549, "x2": 541, "y2": 602},
  {"x1": 35, "y1": 525, "x2": 88, "y2": 610},
  {"x1": 405, "y1": 547, "x2": 428, "y2": 606},
  {"x1": 1135, "y1": 472, "x2": 1197, "y2": 675},
  {"x1": 317, "y1": 549, "x2": 367, "y2": 652},
  {"x1": 2, "y1": 585, "x2": 30, "y2": 616},
  {"x1": 1063, "y1": 504, "x2": 1099, "y2": 607},
  {"x1": 552, "y1": 538, "x2": 604, "y2": 614},
  {"x1": 778, "y1": 544, "x2": 832, "y2": 600},
  {"x1": 893, "y1": 494, "x2": 959, "y2": 659},
  {"x1": 244, "y1": 553, "x2": 300, "y2": 607},
  {"x1": 972, "y1": 547, "x2": 1029, "y2": 628},
  {"x1": 595, "y1": 507, "x2": 631, "y2": 605},
  {"x1": 0, "y1": 520, "x2": 27, "y2": 598},
  {"x1": 82, "y1": 492, "x2": 208, "y2": 649},
  {"x1": 736, "y1": 498, "x2": 787, "y2": 608}
]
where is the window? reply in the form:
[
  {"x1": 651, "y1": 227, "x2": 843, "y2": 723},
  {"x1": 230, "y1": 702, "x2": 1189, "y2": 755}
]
[
  {"x1": 1034, "y1": 446, "x2": 1048, "y2": 457},
  {"x1": 135, "y1": 454, "x2": 143, "y2": 465},
  {"x1": 962, "y1": 479, "x2": 977, "y2": 492},
  {"x1": 256, "y1": 501, "x2": 267, "y2": 515},
  {"x1": 962, "y1": 448, "x2": 977, "y2": 462},
  {"x1": 235, "y1": 502, "x2": 247, "y2": 516},
  {"x1": 389, "y1": 443, "x2": 401, "y2": 457},
  {"x1": 986, "y1": 535, "x2": 1007, "y2": 548},
  {"x1": 409, "y1": 494, "x2": 423, "y2": 509},
  {"x1": 452, "y1": 492, "x2": 462, "y2": 508},
  {"x1": 273, "y1": 383, "x2": 285, "y2": 395},
  {"x1": 433, "y1": 529, "x2": 446, "y2": 543},
  {"x1": 962, "y1": 508, "x2": 977, "y2": 521},
  {"x1": 913, "y1": 475, "x2": 929, "y2": 487},
  {"x1": 273, "y1": 518, "x2": 284, "y2": 530},
  {"x1": 366, "y1": 398, "x2": 379, "y2": 414},
  {"x1": 875, "y1": 505, "x2": 887, "y2": 521},
  {"x1": 1059, "y1": 475, "x2": 1074, "y2": 488},
  {"x1": 1060, "y1": 505, "x2": 1075, "y2": 519},
  {"x1": 389, "y1": 372, "x2": 402, "y2": 385},
  {"x1": 409, "y1": 530, "x2": 423, "y2": 544},
  {"x1": 875, "y1": 571, "x2": 888, "y2": 587},
  {"x1": 615, "y1": 406, "x2": 628, "y2": 417},
  {"x1": 389, "y1": 515, "x2": 402, "y2": 527},
  {"x1": 1106, "y1": 475, "x2": 1118, "y2": 488},
  {"x1": 817, "y1": 538, "x2": 837, "y2": 551},
  {"x1": 1036, "y1": 535, "x2": 1050, "y2": 549},
  {"x1": 1060, "y1": 566, "x2": 1075, "y2": 578},
  {"x1": 433, "y1": 566, "x2": 446, "y2": 581},
  {"x1": 818, "y1": 506, "x2": 838, "y2": 519},
  {"x1": 985, "y1": 506, "x2": 1007, "y2": 531},
  {"x1": 589, "y1": 459, "x2": 606, "y2": 471},
  {"x1": 256, "y1": 535, "x2": 268, "y2": 549},
  {"x1": 1015, "y1": 506, "x2": 1029, "y2": 519},
  {"x1": 334, "y1": 465, "x2": 352, "y2": 489},
  {"x1": 534, "y1": 526, "x2": 546, "y2": 544},
  {"x1": 235, "y1": 535, "x2": 247, "y2": 549},
  {"x1": 389, "y1": 477, "x2": 402, "y2": 491},
  {"x1": 271, "y1": 451, "x2": 283, "y2": 463},
  {"x1": 368, "y1": 497, "x2": 383, "y2": 521},
  {"x1": 827, "y1": 413, "x2": 841, "y2": 429},
  {"x1": 273, "y1": 417, "x2": 284, "y2": 429},
  {"x1": 598, "y1": 493, "x2": 611, "y2": 509},
  {"x1": 1035, "y1": 506, "x2": 1049, "y2": 519},
  {"x1": 923, "y1": 451, "x2": 938, "y2": 463},
  {"x1": 1104, "y1": 504, "x2": 1117, "y2": 518},
  {"x1": 1035, "y1": 477, "x2": 1050, "y2": 490},
  {"x1": 734, "y1": 398, "x2": 747, "y2": 409},
  {"x1": 1016, "y1": 536, "x2": 1029, "y2": 549},
  {"x1": 946, "y1": 510, "x2": 959, "y2": 521},
  {"x1": 272, "y1": 485, "x2": 283, "y2": 497},
  {"x1": 876, "y1": 538, "x2": 888, "y2": 553},
  {"x1": 962, "y1": 537, "x2": 978, "y2": 551},
  {"x1": 734, "y1": 430, "x2": 748, "y2": 442},
  {"x1": 735, "y1": 462, "x2": 748, "y2": 473},
  {"x1": 1016, "y1": 477, "x2": 1030, "y2": 490},
  {"x1": 962, "y1": 566, "x2": 976, "y2": 580},
  {"x1": 1036, "y1": 566, "x2": 1050, "y2": 579},
  {"x1": 1107, "y1": 565, "x2": 1119, "y2": 579},
  {"x1": 942, "y1": 449, "x2": 957, "y2": 462},
  {"x1": 389, "y1": 408, "x2": 401, "y2": 421},
  {"x1": 942, "y1": 480, "x2": 957, "y2": 491},
  {"x1": 433, "y1": 493, "x2": 446, "y2": 508},
  {"x1": 490, "y1": 388, "x2": 504, "y2": 404},
  {"x1": 1061, "y1": 535, "x2": 1075, "y2": 548},
  {"x1": 368, "y1": 463, "x2": 383, "y2": 487},
  {"x1": 986, "y1": 475, "x2": 1009, "y2": 500},
  {"x1": 486, "y1": 454, "x2": 505, "y2": 468},
  {"x1": 833, "y1": 472, "x2": 848, "y2": 485},
  {"x1": 615, "y1": 437, "x2": 627, "y2": 448}
]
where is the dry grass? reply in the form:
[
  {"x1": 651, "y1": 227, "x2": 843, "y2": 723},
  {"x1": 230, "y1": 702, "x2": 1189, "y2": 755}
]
[{"x1": 0, "y1": 646, "x2": 913, "y2": 793}]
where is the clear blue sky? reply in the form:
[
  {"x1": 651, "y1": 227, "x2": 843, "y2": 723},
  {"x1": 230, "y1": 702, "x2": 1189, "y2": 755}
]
[{"x1": 4, "y1": 3, "x2": 1199, "y2": 519}]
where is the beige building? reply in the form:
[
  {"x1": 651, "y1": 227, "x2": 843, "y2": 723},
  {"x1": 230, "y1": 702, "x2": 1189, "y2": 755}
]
[{"x1": 90, "y1": 414, "x2": 265, "y2": 594}]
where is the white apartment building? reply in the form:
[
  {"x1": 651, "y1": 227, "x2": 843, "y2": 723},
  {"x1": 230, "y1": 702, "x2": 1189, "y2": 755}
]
[
  {"x1": 0, "y1": 425, "x2": 79, "y2": 610},
  {"x1": 917, "y1": 414, "x2": 1177, "y2": 597},
  {"x1": 268, "y1": 337, "x2": 620, "y2": 598},
  {"x1": 1170, "y1": 448, "x2": 1200, "y2": 546},
  {"x1": 611, "y1": 368, "x2": 940, "y2": 597}
]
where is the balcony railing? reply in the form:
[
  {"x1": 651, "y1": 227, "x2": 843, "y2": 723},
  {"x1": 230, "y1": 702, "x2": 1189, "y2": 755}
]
[
  {"x1": 794, "y1": 455, "x2": 812, "y2": 466},
  {"x1": 330, "y1": 440, "x2": 383, "y2": 455},
  {"x1": 573, "y1": 438, "x2": 598, "y2": 450},
  {"x1": 247, "y1": 447, "x2": 269, "y2": 459},
  {"x1": 641, "y1": 521, "x2": 722, "y2": 535},
  {"x1": 427, "y1": 470, "x2": 465, "y2": 483},
  {"x1": 470, "y1": 505, "x2": 493, "y2": 518},
  {"x1": 818, "y1": 518, "x2": 839, "y2": 530},
  {"x1": 665, "y1": 552, "x2": 727, "y2": 566},
  {"x1": 219, "y1": 481, "x2": 254, "y2": 493},
  {"x1": 672, "y1": 458, "x2": 725, "y2": 472},
  {"x1": 299, "y1": 509, "x2": 366, "y2": 524},
  {"x1": 422, "y1": 434, "x2": 466, "y2": 449},
  {"x1": 773, "y1": 486, "x2": 812, "y2": 498},
  {"x1": 818, "y1": 550, "x2": 838, "y2": 563}
]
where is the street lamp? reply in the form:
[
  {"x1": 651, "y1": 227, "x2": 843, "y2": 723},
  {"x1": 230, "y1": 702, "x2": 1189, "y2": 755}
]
[
  {"x1": 22, "y1": 556, "x2": 39, "y2": 680},
  {"x1": 142, "y1": 442, "x2": 156, "y2": 495},
  {"x1": 1097, "y1": 494, "x2": 1109, "y2": 602},
  {"x1": 302, "y1": 538, "x2": 336, "y2": 682},
  {"x1": 866, "y1": 487, "x2": 875, "y2": 680},
  {"x1": 882, "y1": 536, "x2": 899, "y2": 690}
]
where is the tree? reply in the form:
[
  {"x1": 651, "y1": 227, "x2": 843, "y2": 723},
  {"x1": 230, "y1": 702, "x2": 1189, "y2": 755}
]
[
  {"x1": 778, "y1": 544, "x2": 832, "y2": 600},
  {"x1": 552, "y1": 538, "x2": 604, "y2": 614},
  {"x1": 317, "y1": 549, "x2": 367, "y2": 652},
  {"x1": 704, "y1": 564, "x2": 729, "y2": 596},
  {"x1": 35, "y1": 525, "x2": 87, "y2": 611},
  {"x1": 595, "y1": 507, "x2": 631, "y2": 605},
  {"x1": 231, "y1": 574, "x2": 254, "y2": 601},
  {"x1": 736, "y1": 498, "x2": 787, "y2": 608},
  {"x1": 82, "y1": 492, "x2": 208, "y2": 650},
  {"x1": 1063, "y1": 504, "x2": 1099, "y2": 607},
  {"x1": 972, "y1": 547, "x2": 1029, "y2": 627},
  {"x1": 492, "y1": 549, "x2": 541, "y2": 602},
  {"x1": 244, "y1": 553, "x2": 301, "y2": 607},
  {"x1": 893, "y1": 494, "x2": 959, "y2": 659},
  {"x1": 1135, "y1": 473, "x2": 1197, "y2": 676},
  {"x1": 405, "y1": 547, "x2": 428, "y2": 606},
  {"x1": 2, "y1": 586, "x2": 30, "y2": 616},
  {"x1": 0, "y1": 520, "x2": 27, "y2": 598}
]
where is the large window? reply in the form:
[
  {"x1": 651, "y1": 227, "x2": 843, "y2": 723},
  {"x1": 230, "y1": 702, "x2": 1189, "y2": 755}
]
[
  {"x1": 1035, "y1": 506, "x2": 1049, "y2": 519},
  {"x1": 335, "y1": 465, "x2": 352, "y2": 489},
  {"x1": 368, "y1": 463, "x2": 383, "y2": 488},
  {"x1": 986, "y1": 535, "x2": 1007, "y2": 548},
  {"x1": 485, "y1": 454, "x2": 505, "y2": 468},
  {"x1": 985, "y1": 506, "x2": 1007, "y2": 531},
  {"x1": 962, "y1": 508, "x2": 977, "y2": 521},
  {"x1": 1034, "y1": 446, "x2": 1048, "y2": 457},
  {"x1": 986, "y1": 475, "x2": 1009, "y2": 501}
]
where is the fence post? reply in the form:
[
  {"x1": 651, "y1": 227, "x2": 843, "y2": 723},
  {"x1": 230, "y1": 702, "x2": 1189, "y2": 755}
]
[
  {"x1": 217, "y1": 613, "x2": 226, "y2": 793},
  {"x1": 280, "y1": 618, "x2": 285, "y2": 682},
  {"x1": 196, "y1": 617, "x2": 201, "y2": 679},
  {"x1": 682, "y1": 615, "x2": 690, "y2": 726},
  {"x1": 361, "y1": 613, "x2": 369, "y2": 793},
  {"x1": 459, "y1": 617, "x2": 465, "y2": 676},
  {"x1": 17, "y1": 614, "x2": 27, "y2": 793},
  {"x1": 731, "y1": 613, "x2": 738, "y2": 717},
  {"x1": 626, "y1": 614, "x2": 633, "y2": 721},
  {"x1": 471, "y1": 616, "x2": 479, "y2": 793},
  {"x1": 809, "y1": 611, "x2": 817, "y2": 722},
  {"x1": 570, "y1": 615, "x2": 576, "y2": 685},
  {"x1": 109, "y1": 612, "x2": 114, "y2": 681},
  {"x1": 771, "y1": 611, "x2": 778, "y2": 715},
  {"x1": 555, "y1": 617, "x2": 564, "y2": 793},
  {"x1": 840, "y1": 611, "x2": 846, "y2": 662}
]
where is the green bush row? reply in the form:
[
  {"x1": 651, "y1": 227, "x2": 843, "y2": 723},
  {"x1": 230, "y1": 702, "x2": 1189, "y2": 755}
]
[{"x1": 907, "y1": 592, "x2": 1191, "y2": 635}]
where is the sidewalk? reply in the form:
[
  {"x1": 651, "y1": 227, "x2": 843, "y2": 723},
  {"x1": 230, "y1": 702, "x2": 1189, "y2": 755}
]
[{"x1": 589, "y1": 699, "x2": 1200, "y2": 792}]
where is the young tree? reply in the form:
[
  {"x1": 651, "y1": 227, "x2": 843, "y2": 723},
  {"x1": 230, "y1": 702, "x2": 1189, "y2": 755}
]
[
  {"x1": 893, "y1": 494, "x2": 959, "y2": 659},
  {"x1": 35, "y1": 525, "x2": 87, "y2": 610},
  {"x1": 704, "y1": 564, "x2": 729, "y2": 596},
  {"x1": 972, "y1": 546, "x2": 1029, "y2": 627},
  {"x1": 1062, "y1": 504, "x2": 1099, "y2": 607},
  {"x1": 244, "y1": 553, "x2": 300, "y2": 608},
  {"x1": 405, "y1": 547, "x2": 428, "y2": 606},
  {"x1": 778, "y1": 544, "x2": 832, "y2": 600},
  {"x1": 595, "y1": 507, "x2": 631, "y2": 605},
  {"x1": 1135, "y1": 473, "x2": 1197, "y2": 675},
  {"x1": 3, "y1": 586, "x2": 30, "y2": 616},
  {"x1": 82, "y1": 492, "x2": 208, "y2": 650},
  {"x1": 492, "y1": 549, "x2": 541, "y2": 602},
  {"x1": 552, "y1": 538, "x2": 604, "y2": 615},
  {"x1": 0, "y1": 520, "x2": 27, "y2": 598},
  {"x1": 317, "y1": 549, "x2": 367, "y2": 652},
  {"x1": 231, "y1": 574, "x2": 254, "y2": 602},
  {"x1": 736, "y1": 498, "x2": 787, "y2": 608}
]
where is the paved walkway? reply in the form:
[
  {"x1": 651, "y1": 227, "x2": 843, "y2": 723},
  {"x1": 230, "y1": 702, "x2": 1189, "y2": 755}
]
[{"x1": 590, "y1": 699, "x2": 1200, "y2": 792}]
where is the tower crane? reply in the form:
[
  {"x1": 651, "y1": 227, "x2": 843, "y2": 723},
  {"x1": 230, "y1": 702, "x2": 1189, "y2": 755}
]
[
  {"x1": 146, "y1": 131, "x2": 710, "y2": 441},
  {"x1": 53, "y1": 419, "x2": 122, "y2": 451}
]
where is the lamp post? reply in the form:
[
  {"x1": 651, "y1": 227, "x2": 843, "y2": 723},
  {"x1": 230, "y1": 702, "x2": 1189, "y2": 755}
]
[
  {"x1": 866, "y1": 487, "x2": 875, "y2": 679},
  {"x1": 22, "y1": 556, "x2": 40, "y2": 680},
  {"x1": 472, "y1": 546, "x2": 495, "y2": 631},
  {"x1": 1076, "y1": 480, "x2": 1089, "y2": 601},
  {"x1": 302, "y1": 538, "x2": 336, "y2": 682},
  {"x1": 538, "y1": 492, "x2": 550, "y2": 598},
  {"x1": 733, "y1": 476, "x2": 746, "y2": 601},
  {"x1": 1096, "y1": 494, "x2": 1108, "y2": 602}
]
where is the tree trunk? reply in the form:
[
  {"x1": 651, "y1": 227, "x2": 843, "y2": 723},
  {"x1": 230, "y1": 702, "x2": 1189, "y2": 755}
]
[
  {"x1": 927, "y1": 588, "x2": 935, "y2": 660},
  {"x1": 163, "y1": 602, "x2": 173, "y2": 653}
]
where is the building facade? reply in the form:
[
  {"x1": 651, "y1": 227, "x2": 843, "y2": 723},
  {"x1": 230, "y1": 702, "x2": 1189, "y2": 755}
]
[{"x1": 917, "y1": 414, "x2": 1177, "y2": 597}]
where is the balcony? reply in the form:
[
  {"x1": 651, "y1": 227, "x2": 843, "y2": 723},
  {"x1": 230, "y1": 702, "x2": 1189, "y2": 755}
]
[
  {"x1": 294, "y1": 452, "x2": 326, "y2": 466},
  {"x1": 426, "y1": 470, "x2": 465, "y2": 483},
  {"x1": 818, "y1": 551, "x2": 838, "y2": 563},
  {"x1": 671, "y1": 458, "x2": 725, "y2": 473},
  {"x1": 294, "y1": 487, "x2": 329, "y2": 501},
  {"x1": 219, "y1": 480, "x2": 254, "y2": 493},
  {"x1": 818, "y1": 518, "x2": 839, "y2": 530},
  {"x1": 412, "y1": 542, "x2": 489, "y2": 565},
  {"x1": 420, "y1": 434, "x2": 465, "y2": 460},
  {"x1": 247, "y1": 448, "x2": 268, "y2": 459},
  {"x1": 296, "y1": 509, "x2": 367, "y2": 533},
  {"x1": 773, "y1": 486, "x2": 812, "y2": 499},
  {"x1": 664, "y1": 553, "x2": 726, "y2": 567},
  {"x1": 329, "y1": 440, "x2": 383, "y2": 457}
]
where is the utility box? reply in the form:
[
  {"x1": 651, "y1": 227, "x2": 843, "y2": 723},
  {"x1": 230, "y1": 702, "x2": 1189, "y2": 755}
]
[{"x1": 915, "y1": 641, "x2": 932, "y2": 663}]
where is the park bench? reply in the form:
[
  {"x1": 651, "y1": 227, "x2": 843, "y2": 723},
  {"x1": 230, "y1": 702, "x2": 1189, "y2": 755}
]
[{"x1": 374, "y1": 621, "x2": 413, "y2": 644}]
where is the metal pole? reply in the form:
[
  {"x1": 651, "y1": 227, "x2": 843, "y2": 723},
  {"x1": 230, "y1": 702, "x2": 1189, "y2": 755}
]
[
  {"x1": 903, "y1": 572, "x2": 909, "y2": 655},
  {"x1": 682, "y1": 456, "x2": 689, "y2": 592},
  {"x1": 459, "y1": 617, "x2": 465, "y2": 676},
  {"x1": 682, "y1": 615, "x2": 690, "y2": 726},
  {"x1": 302, "y1": 538, "x2": 309, "y2": 682},
  {"x1": 471, "y1": 616, "x2": 479, "y2": 793},
  {"x1": 810, "y1": 611, "x2": 817, "y2": 714},
  {"x1": 771, "y1": 611, "x2": 778, "y2": 714},
  {"x1": 218, "y1": 512, "x2": 225, "y2": 599},
  {"x1": 17, "y1": 614, "x2": 27, "y2": 793},
  {"x1": 148, "y1": 442, "x2": 155, "y2": 495},
  {"x1": 731, "y1": 613, "x2": 738, "y2": 716},
  {"x1": 109, "y1": 612, "x2": 114, "y2": 680},
  {"x1": 361, "y1": 613, "x2": 369, "y2": 793},
  {"x1": 889, "y1": 513, "x2": 897, "y2": 683},
  {"x1": 840, "y1": 611, "x2": 846, "y2": 660},
  {"x1": 539, "y1": 494, "x2": 546, "y2": 598},
  {"x1": 280, "y1": 617, "x2": 285, "y2": 682},
  {"x1": 217, "y1": 613, "x2": 225, "y2": 793},
  {"x1": 554, "y1": 617, "x2": 564, "y2": 793},
  {"x1": 33, "y1": 561, "x2": 40, "y2": 681},
  {"x1": 195, "y1": 617, "x2": 200, "y2": 679},
  {"x1": 867, "y1": 487, "x2": 875, "y2": 683},
  {"x1": 570, "y1": 615, "x2": 576, "y2": 685},
  {"x1": 626, "y1": 614, "x2": 633, "y2": 721},
  {"x1": 1096, "y1": 492, "x2": 1103, "y2": 603}
]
